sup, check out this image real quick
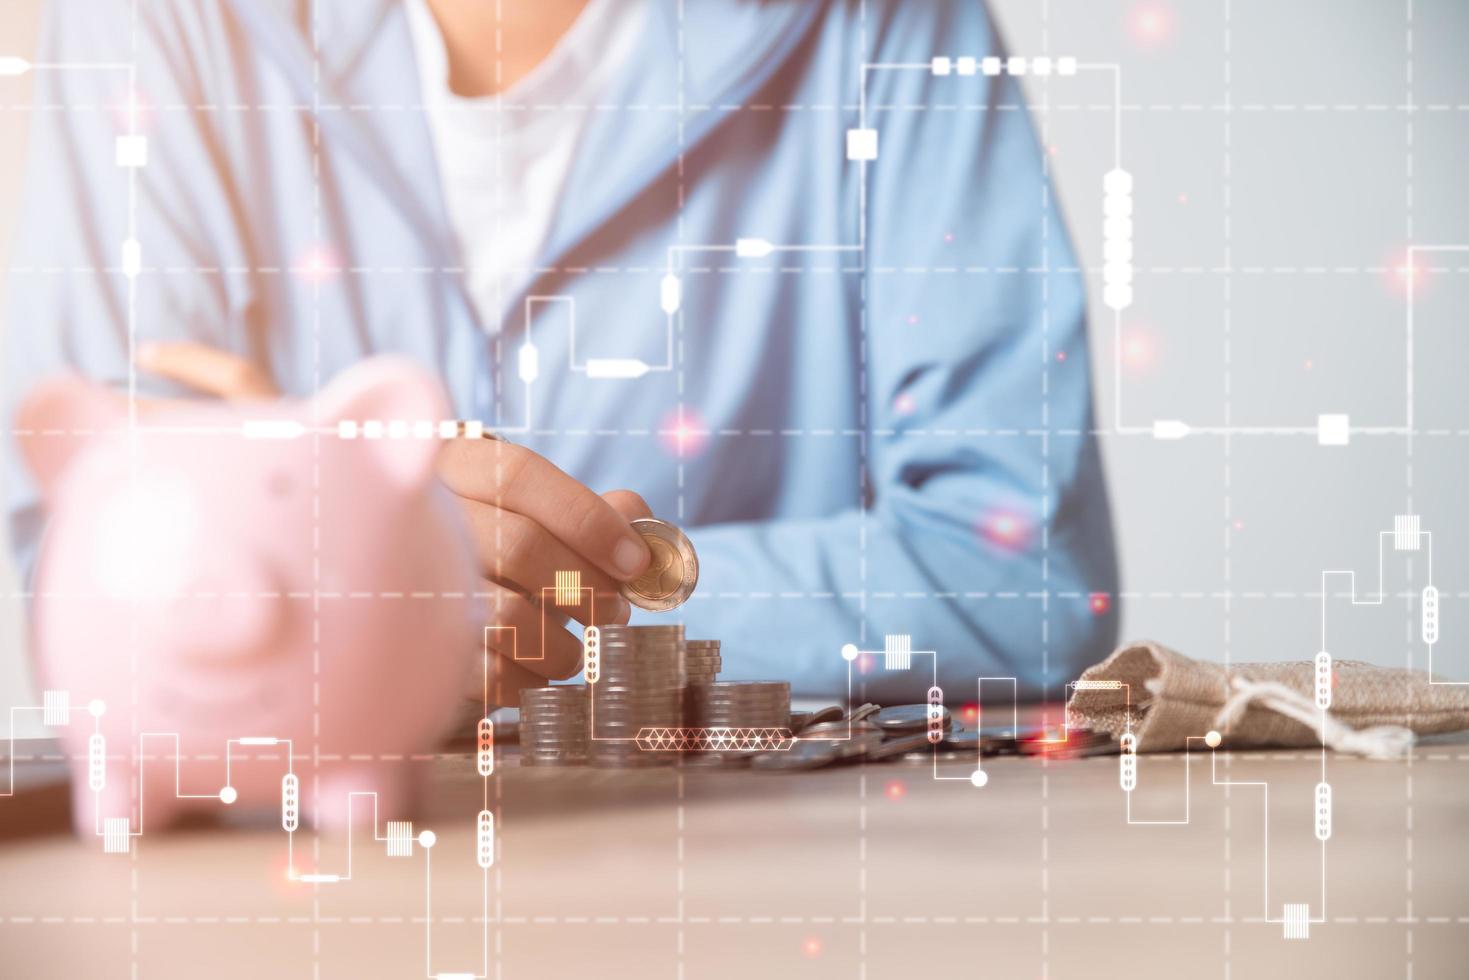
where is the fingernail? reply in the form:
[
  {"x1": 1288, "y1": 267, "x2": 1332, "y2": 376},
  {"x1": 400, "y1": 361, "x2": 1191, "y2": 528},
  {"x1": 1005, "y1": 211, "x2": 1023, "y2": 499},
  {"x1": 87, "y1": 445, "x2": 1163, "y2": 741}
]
[{"x1": 613, "y1": 538, "x2": 647, "y2": 577}]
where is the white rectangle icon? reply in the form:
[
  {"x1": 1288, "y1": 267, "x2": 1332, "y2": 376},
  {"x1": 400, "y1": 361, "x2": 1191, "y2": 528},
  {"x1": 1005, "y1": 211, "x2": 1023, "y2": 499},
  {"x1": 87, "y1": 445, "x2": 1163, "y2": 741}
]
[
  {"x1": 386, "y1": 821, "x2": 414, "y2": 857},
  {"x1": 585, "y1": 358, "x2": 651, "y2": 379},
  {"x1": 1317, "y1": 414, "x2": 1350, "y2": 446},
  {"x1": 121, "y1": 238, "x2": 142, "y2": 278},
  {"x1": 103, "y1": 817, "x2": 131, "y2": 854},
  {"x1": 554, "y1": 570, "x2": 582, "y2": 608},
  {"x1": 883, "y1": 634, "x2": 912, "y2": 671},
  {"x1": 115, "y1": 135, "x2": 148, "y2": 168},
  {"x1": 1393, "y1": 514, "x2": 1421, "y2": 551},
  {"x1": 242, "y1": 419, "x2": 305, "y2": 440},
  {"x1": 1283, "y1": 903, "x2": 1310, "y2": 939},
  {"x1": 846, "y1": 128, "x2": 878, "y2": 161},
  {"x1": 42, "y1": 690, "x2": 69, "y2": 727}
]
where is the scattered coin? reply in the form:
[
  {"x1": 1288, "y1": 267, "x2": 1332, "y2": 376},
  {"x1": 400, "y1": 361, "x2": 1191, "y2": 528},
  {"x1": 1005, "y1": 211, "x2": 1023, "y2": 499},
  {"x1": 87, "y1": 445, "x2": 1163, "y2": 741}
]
[
  {"x1": 751, "y1": 731, "x2": 885, "y2": 771},
  {"x1": 866, "y1": 730, "x2": 935, "y2": 761},
  {"x1": 874, "y1": 704, "x2": 952, "y2": 733},
  {"x1": 900, "y1": 749, "x2": 972, "y2": 765},
  {"x1": 804, "y1": 705, "x2": 845, "y2": 729},
  {"x1": 1016, "y1": 728, "x2": 1117, "y2": 758},
  {"x1": 938, "y1": 729, "x2": 1023, "y2": 756},
  {"x1": 847, "y1": 703, "x2": 881, "y2": 725},
  {"x1": 621, "y1": 518, "x2": 699, "y2": 612},
  {"x1": 795, "y1": 720, "x2": 884, "y2": 740}
]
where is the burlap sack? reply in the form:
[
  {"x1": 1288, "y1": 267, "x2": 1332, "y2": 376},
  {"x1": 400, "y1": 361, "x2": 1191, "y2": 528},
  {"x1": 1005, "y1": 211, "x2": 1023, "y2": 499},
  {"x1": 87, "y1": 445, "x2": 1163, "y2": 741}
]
[{"x1": 1065, "y1": 640, "x2": 1469, "y2": 759}]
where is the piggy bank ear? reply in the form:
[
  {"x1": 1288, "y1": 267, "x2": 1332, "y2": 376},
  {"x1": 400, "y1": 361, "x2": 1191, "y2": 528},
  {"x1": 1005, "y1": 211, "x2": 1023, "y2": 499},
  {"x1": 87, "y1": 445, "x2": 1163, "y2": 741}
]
[
  {"x1": 316, "y1": 356, "x2": 451, "y2": 488},
  {"x1": 15, "y1": 375, "x2": 121, "y2": 497}
]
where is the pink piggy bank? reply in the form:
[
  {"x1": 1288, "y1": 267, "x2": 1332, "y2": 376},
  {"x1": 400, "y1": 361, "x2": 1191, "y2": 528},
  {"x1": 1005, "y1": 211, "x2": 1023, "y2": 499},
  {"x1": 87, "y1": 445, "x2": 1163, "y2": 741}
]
[{"x1": 18, "y1": 357, "x2": 480, "y2": 839}]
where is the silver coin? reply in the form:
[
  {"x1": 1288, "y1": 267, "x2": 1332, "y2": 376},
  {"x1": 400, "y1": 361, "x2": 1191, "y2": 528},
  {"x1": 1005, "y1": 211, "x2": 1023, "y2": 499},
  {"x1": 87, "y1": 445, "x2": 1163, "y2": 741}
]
[
  {"x1": 798, "y1": 721, "x2": 884, "y2": 740},
  {"x1": 847, "y1": 703, "x2": 881, "y2": 724},
  {"x1": 866, "y1": 730, "x2": 935, "y2": 761},
  {"x1": 619, "y1": 519, "x2": 699, "y2": 612},
  {"x1": 935, "y1": 729, "x2": 1017, "y2": 755},
  {"x1": 1016, "y1": 728, "x2": 1118, "y2": 758},
  {"x1": 751, "y1": 731, "x2": 885, "y2": 771},
  {"x1": 900, "y1": 749, "x2": 970, "y2": 765},
  {"x1": 800, "y1": 706, "x2": 844, "y2": 731},
  {"x1": 874, "y1": 704, "x2": 952, "y2": 733}
]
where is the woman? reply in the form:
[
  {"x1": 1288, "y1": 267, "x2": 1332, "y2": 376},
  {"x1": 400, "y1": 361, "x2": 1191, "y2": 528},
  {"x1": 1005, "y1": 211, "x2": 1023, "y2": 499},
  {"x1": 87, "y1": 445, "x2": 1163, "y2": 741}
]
[{"x1": 5, "y1": 0, "x2": 1117, "y2": 701}]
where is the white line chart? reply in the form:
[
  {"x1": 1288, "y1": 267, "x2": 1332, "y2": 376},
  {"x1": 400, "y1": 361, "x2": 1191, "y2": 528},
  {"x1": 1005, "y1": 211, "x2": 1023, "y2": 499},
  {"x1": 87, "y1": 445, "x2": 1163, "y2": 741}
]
[
  {"x1": 0, "y1": 1, "x2": 1464, "y2": 974},
  {"x1": 0, "y1": 507, "x2": 1454, "y2": 973}
]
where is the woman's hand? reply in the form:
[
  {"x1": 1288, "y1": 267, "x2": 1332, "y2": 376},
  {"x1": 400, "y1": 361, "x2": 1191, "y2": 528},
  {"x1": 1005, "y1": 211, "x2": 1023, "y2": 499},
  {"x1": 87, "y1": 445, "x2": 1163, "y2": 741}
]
[{"x1": 134, "y1": 342, "x2": 652, "y2": 705}]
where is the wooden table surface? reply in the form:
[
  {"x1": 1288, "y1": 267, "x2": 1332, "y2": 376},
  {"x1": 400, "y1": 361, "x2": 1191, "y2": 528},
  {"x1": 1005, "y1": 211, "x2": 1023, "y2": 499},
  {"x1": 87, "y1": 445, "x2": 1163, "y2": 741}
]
[{"x1": 3, "y1": 727, "x2": 1467, "y2": 978}]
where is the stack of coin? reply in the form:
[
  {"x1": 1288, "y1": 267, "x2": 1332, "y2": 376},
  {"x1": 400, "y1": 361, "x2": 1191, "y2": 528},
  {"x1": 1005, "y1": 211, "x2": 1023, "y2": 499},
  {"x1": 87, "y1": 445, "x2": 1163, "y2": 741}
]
[
  {"x1": 519, "y1": 686, "x2": 590, "y2": 766},
  {"x1": 683, "y1": 639, "x2": 722, "y2": 686},
  {"x1": 688, "y1": 681, "x2": 790, "y2": 731},
  {"x1": 590, "y1": 624, "x2": 686, "y2": 768}
]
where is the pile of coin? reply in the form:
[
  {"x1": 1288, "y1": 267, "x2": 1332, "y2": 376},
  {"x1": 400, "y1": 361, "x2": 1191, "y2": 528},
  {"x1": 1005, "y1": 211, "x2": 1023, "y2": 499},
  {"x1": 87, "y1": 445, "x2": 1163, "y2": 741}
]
[
  {"x1": 688, "y1": 681, "x2": 790, "y2": 730},
  {"x1": 519, "y1": 686, "x2": 590, "y2": 766},
  {"x1": 683, "y1": 639, "x2": 721, "y2": 686},
  {"x1": 589, "y1": 624, "x2": 686, "y2": 768}
]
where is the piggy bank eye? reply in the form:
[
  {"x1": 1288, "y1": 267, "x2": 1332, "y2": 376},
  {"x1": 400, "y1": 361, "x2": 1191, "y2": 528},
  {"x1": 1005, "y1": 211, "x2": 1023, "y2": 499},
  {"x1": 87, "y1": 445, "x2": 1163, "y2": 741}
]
[{"x1": 267, "y1": 471, "x2": 294, "y2": 497}]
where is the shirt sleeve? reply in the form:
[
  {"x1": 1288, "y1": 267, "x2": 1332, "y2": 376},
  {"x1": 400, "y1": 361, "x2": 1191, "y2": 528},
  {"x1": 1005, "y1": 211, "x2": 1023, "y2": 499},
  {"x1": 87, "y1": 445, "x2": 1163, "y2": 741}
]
[
  {"x1": 4, "y1": 0, "x2": 258, "y2": 583},
  {"x1": 665, "y1": 1, "x2": 1119, "y2": 701}
]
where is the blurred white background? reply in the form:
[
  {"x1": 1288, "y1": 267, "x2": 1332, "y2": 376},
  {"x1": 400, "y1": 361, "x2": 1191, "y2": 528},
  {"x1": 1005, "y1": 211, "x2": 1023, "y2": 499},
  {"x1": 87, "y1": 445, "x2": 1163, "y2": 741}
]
[{"x1": 2, "y1": 0, "x2": 1467, "y2": 720}]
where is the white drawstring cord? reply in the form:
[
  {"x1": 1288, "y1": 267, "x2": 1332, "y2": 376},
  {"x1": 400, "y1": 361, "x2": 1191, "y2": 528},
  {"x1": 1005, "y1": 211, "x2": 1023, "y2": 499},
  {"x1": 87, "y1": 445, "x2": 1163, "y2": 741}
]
[{"x1": 1214, "y1": 677, "x2": 1416, "y2": 761}]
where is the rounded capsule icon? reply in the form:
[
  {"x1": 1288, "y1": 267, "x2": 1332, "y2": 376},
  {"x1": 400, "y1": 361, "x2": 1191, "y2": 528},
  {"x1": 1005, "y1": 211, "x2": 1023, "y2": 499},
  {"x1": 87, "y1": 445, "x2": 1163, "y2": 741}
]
[
  {"x1": 1119, "y1": 732, "x2": 1137, "y2": 754},
  {"x1": 476, "y1": 810, "x2": 495, "y2": 869},
  {"x1": 282, "y1": 773, "x2": 300, "y2": 833},
  {"x1": 476, "y1": 718, "x2": 495, "y2": 777},
  {"x1": 926, "y1": 686, "x2": 945, "y2": 743},
  {"x1": 87, "y1": 733, "x2": 106, "y2": 791},
  {"x1": 1422, "y1": 586, "x2": 1439, "y2": 645},
  {"x1": 1314, "y1": 651, "x2": 1333, "y2": 710},
  {"x1": 1315, "y1": 782, "x2": 1332, "y2": 841},
  {"x1": 583, "y1": 625, "x2": 601, "y2": 683},
  {"x1": 1119, "y1": 753, "x2": 1137, "y2": 792}
]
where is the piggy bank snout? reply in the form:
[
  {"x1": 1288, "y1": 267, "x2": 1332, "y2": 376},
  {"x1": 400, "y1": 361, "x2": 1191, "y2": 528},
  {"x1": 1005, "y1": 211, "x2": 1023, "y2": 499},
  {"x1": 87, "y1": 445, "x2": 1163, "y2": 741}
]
[{"x1": 166, "y1": 561, "x2": 287, "y2": 664}]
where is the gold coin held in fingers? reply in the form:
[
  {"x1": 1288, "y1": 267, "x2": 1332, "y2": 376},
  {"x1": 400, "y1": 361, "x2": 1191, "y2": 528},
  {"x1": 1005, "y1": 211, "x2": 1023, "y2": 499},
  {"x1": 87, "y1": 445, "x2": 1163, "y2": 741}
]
[{"x1": 621, "y1": 518, "x2": 699, "y2": 612}]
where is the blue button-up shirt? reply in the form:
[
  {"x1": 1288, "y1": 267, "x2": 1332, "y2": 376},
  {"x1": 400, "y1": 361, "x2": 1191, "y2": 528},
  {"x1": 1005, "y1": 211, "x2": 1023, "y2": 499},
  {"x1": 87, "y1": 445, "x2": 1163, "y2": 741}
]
[{"x1": 5, "y1": 0, "x2": 1117, "y2": 698}]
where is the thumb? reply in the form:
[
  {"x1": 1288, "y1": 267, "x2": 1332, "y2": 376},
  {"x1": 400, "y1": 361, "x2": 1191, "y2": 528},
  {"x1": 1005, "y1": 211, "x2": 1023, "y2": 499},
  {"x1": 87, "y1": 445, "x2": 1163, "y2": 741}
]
[{"x1": 601, "y1": 489, "x2": 654, "y2": 523}]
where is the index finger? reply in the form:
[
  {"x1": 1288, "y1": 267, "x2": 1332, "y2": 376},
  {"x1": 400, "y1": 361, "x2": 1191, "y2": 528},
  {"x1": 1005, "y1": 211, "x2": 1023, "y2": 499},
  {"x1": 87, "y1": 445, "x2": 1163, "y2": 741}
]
[{"x1": 438, "y1": 439, "x2": 651, "y2": 581}]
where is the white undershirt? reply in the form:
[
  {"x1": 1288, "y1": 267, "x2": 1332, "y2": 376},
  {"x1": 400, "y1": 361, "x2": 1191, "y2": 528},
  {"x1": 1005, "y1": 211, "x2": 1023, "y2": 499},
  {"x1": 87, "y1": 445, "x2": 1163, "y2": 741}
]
[{"x1": 406, "y1": 0, "x2": 645, "y2": 328}]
